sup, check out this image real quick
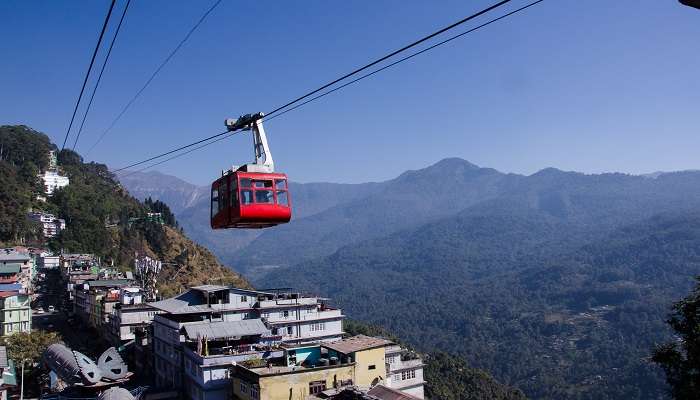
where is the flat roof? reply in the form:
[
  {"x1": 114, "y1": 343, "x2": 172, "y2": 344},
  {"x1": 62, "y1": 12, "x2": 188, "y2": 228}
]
[
  {"x1": 191, "y1": 284, "x2": 229, "y2": 293},
  {"x1": 323, "y1": 335, "x2": 392, "y2": 355},
  {"x1": 183, "y1": 319, "x2": 268, "y2": 340},
  {"x1": 0, "y1": 265, "x2": 21, "y2": 274},
  {"x1": 86, "y1": 279, "x2": 132, "y2": 288}
]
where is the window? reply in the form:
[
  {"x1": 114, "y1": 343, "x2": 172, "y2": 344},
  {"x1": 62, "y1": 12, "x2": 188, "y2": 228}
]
[
  {"x1": 276, "y1": 191, "x2": 289, "y2": 206},
  {"x1": 401, "y1": 370, "x2": 416, "y2": 380},
  {"x1": 309, "y1": 380, "x2": 327, "y2": 394},
  {"x1": 219, "y1": 181, "x2": 228, "y2": 210},
  {"x1": 240, "y1": 178, "x2": 252, "y2": 188},
  {"x1": 282, "y1": 310, "x2": 289, "y2": 318},
  {"x1": 310, "y1": 322, "x2": 325, "y2": 331},
  {"x1": 368, "y1": 365, "x2": 376, "y2": 370},
  {"x1": 240, "y1": 382, "x2": 249, "y2": 394},
  {"x1": 271, "y1": 328, "x2": 278, "y2": 335},
  {"x1": 255, "y1": 190, "x2": 274, "y2": 204},
  {"x1": 275, "y1": 179, "x2": 287, "y2": 189},
  {"x1": 230, "y1": 179, "x2": 239, "y2": 207},
  {"x1": 287, "y1": 326, "x2": 293, "y2": 335},
  {"x1": 211, "y1": 188, "x2": 219, "y2": 217},
  {"x1": 240, "y1": 190, "x2": 254, "y2": 205},
  {"x1": 253, "y1": 179, "x2": 273, "y2": 188}
]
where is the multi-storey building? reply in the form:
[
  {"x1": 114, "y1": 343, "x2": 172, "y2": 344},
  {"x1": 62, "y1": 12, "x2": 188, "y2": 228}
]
[
  {"x1": 0, "y1": 291, "x2": 31, "y2": 336},
  {"x1": 109, "y1": 288, "x2": 160, "y2": 346},
  {"x1": 0, "y1": 250, "x2": 33, "y2": 293},
  {"x1": 229, "y1": 335, "x2": 424, "y2": 400},
  {"x1": 27, "y1": 212, "x2": 66, "y2": 238},
  {"x1": 149, "y1": 286, "x2": 345, "y2": 399},
  {"x1": 40, "y1": 170, "x2": 69, "y2": 195},
  {"x1": 384, "y1": 344, "x2": 425, "y2": 398}
]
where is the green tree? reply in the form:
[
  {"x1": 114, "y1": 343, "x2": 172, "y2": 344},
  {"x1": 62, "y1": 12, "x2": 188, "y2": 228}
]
[
  {"x1": 2, "y1": 331, "x2": 61, "y2": 398},
  {"x1": 652, "y1": 276, "x2": 700, "y2": 399}
]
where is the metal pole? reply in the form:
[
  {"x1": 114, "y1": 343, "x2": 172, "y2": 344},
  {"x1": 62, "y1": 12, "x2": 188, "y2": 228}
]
[{"x1": 20, "y1": 360, "x2": 25, "y2": 400}]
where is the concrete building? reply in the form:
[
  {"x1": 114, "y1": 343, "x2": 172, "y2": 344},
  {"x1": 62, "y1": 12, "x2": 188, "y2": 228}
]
[
  {"x1": 109, "y1": 288, "x2": 160, "y2": 346},
  {"x1": 39, "y1": 255, "x2": 60, "y2": 269},
  {"x1": 0, "y1": 291, "x2": 31, "y2": 336},
  {"x1": 27, "y1": 212, "x2": 65, "y2": 238},
  {"x1": 149, "y1": 286, "x2": 345, "y2": 399},
  {"x1": 40, "y1": 170, "x2": 69, "y2": 195},
  {"x1": 229, "y1": 335, "x2": 422, "y2": 400},
  {"x1": 384, "y1": 344, "x2": 425, "y2": 398},
  {"x1": 0, "y1": 250, "x2": 34, "y2": 293}
]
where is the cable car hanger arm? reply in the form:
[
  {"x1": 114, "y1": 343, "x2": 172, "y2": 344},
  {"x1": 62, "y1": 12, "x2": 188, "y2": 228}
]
[{"x1": 224, "y1": 112, "x2": 274, "y2": 173}]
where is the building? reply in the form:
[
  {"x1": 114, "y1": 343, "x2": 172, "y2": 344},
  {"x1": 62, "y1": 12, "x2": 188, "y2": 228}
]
[
  {"x1": 149, "y1": 286, "x2": 345, "y2": 398},
  {"x1": 39, "y1": 255, "x2": 60, "y2": 269},
  {"x1": 27, "y1": 212, "x2": 66, "y2": 238},
  {"x1": 0, "y1": 291, "x2": 31, "y2": 336},
  {"x1": 73, "y1": 279, "x2": 132, "y2": 329},
  {"x1": 0, "y1": 266, "x2": 19, "y2": 286},
  {"x1": 40, "y1": 170, "x2": 69, "y2": 195},
  {"x1": 109, "y1": 288, "x2": 160, "y2": 346},
  {"x1": 0, "y1": 346, "x2": 17, "y2": 400},
  {"x1": 383, "y1": 344, "x2": 425, "y2": 398},
  {"x1": 0, "y1": 249, "x2": 34, "y2": 293},
  {"x1": 229, "y1": 335, "x2": 424, "y2": 400}
]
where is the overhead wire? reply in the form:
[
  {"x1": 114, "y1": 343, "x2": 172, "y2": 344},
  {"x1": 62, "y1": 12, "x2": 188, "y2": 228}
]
[
  {"x1": 72, "y1": 0, "x2": 132, "y2": 151},
  {"x1": 263, "y1": 0, "x2": 513, "y2": 118},
  {"x1": 86, "y1": 0, "x2": 223, "y2": 156},
  {"x1": 114, "y1": 0, "x2": 544, "y2": 174},
  {"x1": 61, "y1": 0, "x2": 117, "y2": 150}
]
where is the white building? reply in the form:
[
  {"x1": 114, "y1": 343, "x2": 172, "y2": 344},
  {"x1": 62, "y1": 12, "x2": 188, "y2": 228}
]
[
  {"x1": 149, "y1": 286, "x2": 345, "y2": 399},
  {"x1": 109, "y1": 288, "x2": 160, "y2": 345},
  {"x1": 27, "y1": 212, "x2": 65, "y2": 238},
  {"x1": 40, "y1": 170, "x2": 69, "y2": 195},
  {"x1": 385, "y1": 344, "x2": 426, "y2": 399}
]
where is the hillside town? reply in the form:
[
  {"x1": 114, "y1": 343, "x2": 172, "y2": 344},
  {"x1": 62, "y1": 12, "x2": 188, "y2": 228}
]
[{"x1": 0, "y1": 246, "x2": 426, "y2": 400}]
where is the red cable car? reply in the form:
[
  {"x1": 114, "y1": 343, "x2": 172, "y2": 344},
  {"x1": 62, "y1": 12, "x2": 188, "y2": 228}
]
[{"x1": 211, "y1": 113, "x2": 292, "y2": 229}]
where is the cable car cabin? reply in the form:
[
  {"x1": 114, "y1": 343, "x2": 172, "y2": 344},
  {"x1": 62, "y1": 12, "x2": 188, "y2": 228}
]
[{"x1": 211, "y1": 171, "x2": 292, "y2": 229}]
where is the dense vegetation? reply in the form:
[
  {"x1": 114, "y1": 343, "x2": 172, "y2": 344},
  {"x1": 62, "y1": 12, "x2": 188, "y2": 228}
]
[
  {"x1": 0, "y1": 125, "x2": 53, "y2": 244},
  {"x1": 652, "y1": 276, "x2": 700, "y2": 399},
  {"x1": 0, "y1": 125, "x2": 250, "y2": 296},
  {"x1": 344, "y1": 320, "x2": 526, "y2": 400},
  {"x1": 260, "y1": 195, "x2": 700, "y2": 398}
]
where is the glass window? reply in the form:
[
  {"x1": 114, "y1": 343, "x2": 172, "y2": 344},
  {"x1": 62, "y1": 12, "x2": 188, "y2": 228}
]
[
  {"x1": 275, "y1": 179, "x2": 287, "y2": 189},
  {"x1": 230, "y1": 179, "x2": 238, "y2": 206},
  {"x1": 240, "y1": 178, "x2": 252, "y2": 188},
  {"x1": 253, "y1": 180, "x2": 273, "y2": 188},
  {"x1": 211, "y1": 189, "x2": 219, "y2": 218},
  {"x1": 240, "y1": 190, "x2": 254, "y2": 205},
  {"x1": 276, "y1": 191, "x2": 289, "y2": 206},
  {"x1": 255, "y1": 190, "x2": 274, "y2": 204}
]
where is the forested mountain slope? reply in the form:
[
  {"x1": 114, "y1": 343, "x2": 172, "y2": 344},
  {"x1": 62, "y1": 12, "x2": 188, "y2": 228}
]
[
  {"x1": 0, "y1": 125, "x2": 250, "y2": 296},
  {"x1": 260, "y1": 208, "x2": 700, "y2": 399}
]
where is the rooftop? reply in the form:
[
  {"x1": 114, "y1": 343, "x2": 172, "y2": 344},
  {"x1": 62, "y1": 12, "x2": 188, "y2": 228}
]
[
  {"x1": 0, "y1": 252, "x2": 30, "y2": 262},
  {"x1": 86, "y1": 279, "x2": 132, "y2": 288},
  {"x1": 324, "y1": 335, "x2": 393, "y2": 355},
  {"x1": 0, "y1": 291, "x2": 22, "y2": 299},
  {"x1": 367, "y1": 385, "x2": 422, "y2": 400},
  {"x1": 0, "y1": 265, "x2": 21, "y2": 274},
  {"x1": 183, "y1": 319, "x2": 268, "y2": 340},
  {"x1": 191, "y1": 284, "x2": 229, "y2": 293}
]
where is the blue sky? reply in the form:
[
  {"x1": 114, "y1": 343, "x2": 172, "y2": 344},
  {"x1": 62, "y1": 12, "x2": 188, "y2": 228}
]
[{"x1": 1, "y1": 0, "x2": 699, "y2": 185}]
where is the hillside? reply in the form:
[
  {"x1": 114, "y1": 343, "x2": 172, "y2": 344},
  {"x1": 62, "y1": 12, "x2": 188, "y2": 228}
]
[
  {"x1": 0, "y1": 125, "x2": 250, "y2": 296},
  {"x1": 261, "y1": 207, "x2": 700, "y2": 399}
]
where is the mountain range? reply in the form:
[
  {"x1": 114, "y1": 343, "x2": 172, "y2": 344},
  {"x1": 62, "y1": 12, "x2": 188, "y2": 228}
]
[{"x1": 119, "y1": 158, "x2": 700, "y2": 399}]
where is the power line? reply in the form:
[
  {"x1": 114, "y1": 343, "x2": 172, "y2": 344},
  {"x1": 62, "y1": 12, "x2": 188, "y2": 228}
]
[
  {"x1": 72, "y1": 0, "x2": 132, "y2": 151},
  {"x1": 117, "y1": 132, "x2": 237, "y2": 178},
  {"x1": 267, "y1": 0, "x2": 546, "y2": 123},
  {"x1": 115, "y1": 0, "x2": 543, "y2": 174},
  {"x1": 264, "y1": 0, "x2": 513, "y2": 118},
  {"x1": 86, "y1": 0, "x2": 223, "y2": 156},
  {"x1": 113, "y1": 129, "x2": 230, "y2": 172},
  {"x1": 61, "y1": 0, "x2": 117, "y2": 150}
]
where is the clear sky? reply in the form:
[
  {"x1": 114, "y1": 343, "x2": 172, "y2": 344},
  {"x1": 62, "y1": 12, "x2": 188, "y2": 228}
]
[{"x1": 1, "y1": 0, "x2": 699, "y2": 185}]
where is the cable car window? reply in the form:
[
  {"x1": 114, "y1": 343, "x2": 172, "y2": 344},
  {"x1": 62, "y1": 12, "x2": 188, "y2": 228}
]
[
  {"x1": 276, "y1": 191, "x2": 289, "y2": 206},
  {"x1": 230, "y1": 179, "x2": 238, "y2": 207},
  {"x1": 219, "y1": 182, "x2": 227, "y2": 211},
  {"x1": 211, "y1": 188, "x2": 219, "y2": 217},
  {"x1": 275, "y1": 179, "x2": 287, "y2": 189},
  {"x1": 253, "y1": 180, "x2": 273, "y2": 188},
  {"x1": 255, "y1": 190, "x2": 274, "y2": 204},
  {"x1": 241, "y1": 190, "x2": 254, "y2": 205},
  {"x1": 240, "y1": 178, "x2": 252, "y2": 188}
]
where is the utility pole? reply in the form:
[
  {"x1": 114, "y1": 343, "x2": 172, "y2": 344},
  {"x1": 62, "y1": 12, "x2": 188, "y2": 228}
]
[{"x1": 19, "y1": 360, "x2": 25, "y2": 400}]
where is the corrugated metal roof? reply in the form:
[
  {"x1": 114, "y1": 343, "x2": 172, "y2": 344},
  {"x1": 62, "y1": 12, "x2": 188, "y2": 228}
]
[
  {"x1": 191, "y1": 284, "x2": 229, "y2": 293},
  {"x1": 0, "y1": 265, "x2": 20, "y2": 274},
  {"x1": 0, "y1": 346, "x2": 8, "y2": 368},
  {"x1": 367, "y1": 385, "x2": 421, "y2": 400},
  {"x1": 323, "y1": 335, "x2": 393, "y2": 355},
  {"x1": 183, "y1": 319, "x2": 268, "y2": 340},
  {"x1": 0, "y1": 253, "x2": 29, "y2": 261},
  {"x1": 86, "y1": 279, "x2": 132, "y2": 288}
]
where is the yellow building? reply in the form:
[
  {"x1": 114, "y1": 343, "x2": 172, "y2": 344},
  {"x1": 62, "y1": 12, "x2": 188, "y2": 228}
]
[{"x1": 230, "y1": 335, "x2": 393, "y2": 400}]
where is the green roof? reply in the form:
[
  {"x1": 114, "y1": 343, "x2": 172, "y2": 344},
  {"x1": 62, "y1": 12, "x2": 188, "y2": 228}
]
[
  {"x1": 2, "y1": 359, "x2": 17, "y2": 386},
  {"x1": 0, "y1": 265, "x2": 20, "y2": 274}
]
